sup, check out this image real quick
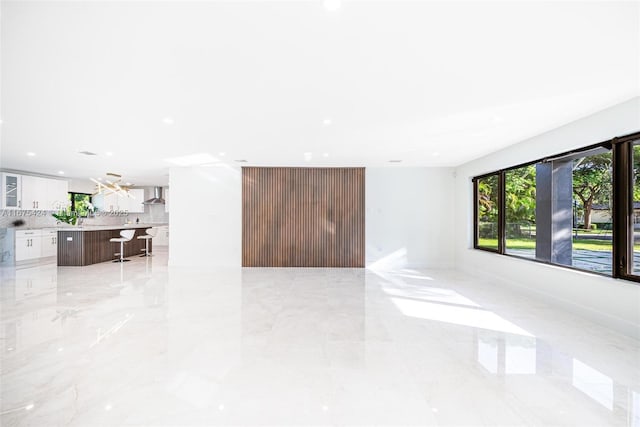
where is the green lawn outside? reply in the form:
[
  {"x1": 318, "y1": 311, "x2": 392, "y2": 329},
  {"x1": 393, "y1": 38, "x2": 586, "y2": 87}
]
[{"x1": 477, "y1": 238, "x2": 639, "y2": 251}]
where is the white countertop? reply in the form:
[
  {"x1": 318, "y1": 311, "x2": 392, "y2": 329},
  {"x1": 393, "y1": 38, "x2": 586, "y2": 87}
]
[{"x1": 58, "y1": 223, "x2": 167, "y2": 232}]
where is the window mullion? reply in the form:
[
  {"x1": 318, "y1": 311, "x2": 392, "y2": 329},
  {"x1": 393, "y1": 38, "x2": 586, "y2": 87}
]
[{"x1": 498, "y1": 171, "x2": 506, "y2": 254}]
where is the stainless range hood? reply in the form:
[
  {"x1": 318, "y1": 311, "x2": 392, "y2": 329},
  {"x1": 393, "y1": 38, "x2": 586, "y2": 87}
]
[{"x1": 143, "y1": 187, "x2": 166, "y2": 205}]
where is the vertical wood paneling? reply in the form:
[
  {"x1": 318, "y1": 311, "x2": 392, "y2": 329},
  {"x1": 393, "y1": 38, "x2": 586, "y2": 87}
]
[
  {"x1": 242, "y1": 167, "x2": 365, "y2": 267},
  {"x1": 57, "y1": 227, "x2": 150, "y2": 266},
  {"x1": 57, "y1": 231, "x2": 83, "y2": 266}
]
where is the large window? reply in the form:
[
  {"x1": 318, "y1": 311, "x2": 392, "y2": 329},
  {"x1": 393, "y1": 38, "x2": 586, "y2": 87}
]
[
  {"x1": 68, "y1": 192, "x2": 92, "y2": 217},
  {"x1": 473, "y1": 132, "x2": 640, "y2": 282},
  {"x1": 632, "y1": 142, "x2": 640, "y2": 274},
  {"x1": 505, "y1": 165, "x2": 536, "y2": 258},
  {"x1": 476, "y1": 174, "x2": 500, "y2": 251},
  {"x1": 572, "y1": 149, "x2": 613, "y2": 273}
]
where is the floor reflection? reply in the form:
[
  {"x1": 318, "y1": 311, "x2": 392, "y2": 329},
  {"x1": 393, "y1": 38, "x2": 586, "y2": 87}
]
[
  {"x1": 372, "y1": 267, "x2": 639, "y2": 425},
  {"x1": 0, "y1": 254, "x2": 638, "y2": 426},
  {"x1": 477, "y1": 332, "x2": 537, "y2": 375}
]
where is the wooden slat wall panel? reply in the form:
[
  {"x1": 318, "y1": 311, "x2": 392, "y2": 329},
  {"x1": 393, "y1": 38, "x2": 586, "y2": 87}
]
[{"x1": 242, "y1": 167, "x2": 365, "y2": 267}]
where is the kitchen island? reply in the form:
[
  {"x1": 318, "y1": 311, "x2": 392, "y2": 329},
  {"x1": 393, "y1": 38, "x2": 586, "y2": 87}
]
[{"x1": 57, "y1": 225, "x2": 156, "y2": 266}]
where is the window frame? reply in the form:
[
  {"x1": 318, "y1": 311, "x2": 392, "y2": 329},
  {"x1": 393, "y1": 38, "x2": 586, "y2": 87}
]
[
  {"x1": 612, "y1": 134, "x2": 640, "y2": 283},
  {"x1": 472, "y1": 131, "x2": 640, "y2": 283},
  {"x1": 68, "y1": 192, "x2": 92, "y2": 217},
  {"x1": 474, "y1": 172, "x2": 503, "y2": 253}
]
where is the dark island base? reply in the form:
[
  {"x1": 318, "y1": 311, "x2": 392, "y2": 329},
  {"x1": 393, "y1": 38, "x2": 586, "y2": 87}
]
[{"x1": 58, "y1": 227, "x2": 152, "y2": 266}]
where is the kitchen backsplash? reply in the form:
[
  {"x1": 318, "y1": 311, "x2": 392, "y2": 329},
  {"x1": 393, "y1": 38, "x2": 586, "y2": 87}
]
[
  {"x1": 0, "y1": 204, "x2": 169, "y2": 229},
  {"x1": 1, "y1": 186, "x2": 169, "y2": 229},
  {"x1": 128, "y1": 203, "x2": 169, "y2": 225}
]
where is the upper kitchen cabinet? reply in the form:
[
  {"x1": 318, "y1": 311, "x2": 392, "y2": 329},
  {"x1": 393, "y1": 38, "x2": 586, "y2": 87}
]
[
  {"x1": 1, "y1": 173, "x2": 22, "y2": 209},
  {"x1": 93, "y1": 192, "x2": 120, "y2": 212},
  {"x1": 47, "y1": 179, "x2": 69, "y2": 210},
  {"x1": 21, "y1": 175, "x2": 68, "y2": 210},
  {"x1": 22, "y1": 175, "x2": 48, "y2": 210},
  {"x1": 0, "y1": 172, "x2": 68, "y2": 211},
  {"x1": 93, "y1": 189, "x2": 144, "y2": 213},
  {"x1": 127, "y1": 189, "x2": 145, "y2": 213}
]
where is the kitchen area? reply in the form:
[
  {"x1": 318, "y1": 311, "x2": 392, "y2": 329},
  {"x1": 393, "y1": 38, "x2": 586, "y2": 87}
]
[
  {"x1": 0, "y1": 171, "x2": 169, "y2": 267},
  {"x1": 0, "y1": 171, "x2": 170, "y2": 386}
]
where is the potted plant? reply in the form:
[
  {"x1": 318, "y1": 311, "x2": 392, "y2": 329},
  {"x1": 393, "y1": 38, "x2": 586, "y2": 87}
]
[{"x1": 52, "y1": 208, "x2": 79, "y2": 226}]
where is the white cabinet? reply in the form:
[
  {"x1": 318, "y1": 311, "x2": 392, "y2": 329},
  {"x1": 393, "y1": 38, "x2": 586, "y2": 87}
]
[
  {"x1": 21, "y1": 175, "x2": 48, "y2": 210},
  {"x1": 92, "y1": 193, "x2": 106, "y2": 211},
  {"x1": 15, "y1": 230, "x2": 42, "y2": 262},
  {"x1": 13, "y1": 229, "x2": 56, "y2": 263},
  {"x1": 127, "y1": 189, "x2": 145, "y2": 213},
  {"x1": 1, "y1": 173, "x2": 22, "y2": 209},
  {"x1": 95, "y1": 189, "x2": 144, "y2": 213},
  {"x1": 105, "y1": 193, "x2": 121, "y2": 211},
  {"x1": 46, "y1": 179, "x2": 69, "y2": 210},
  {"x1": 94, "y1": 192, "x2": 123, "y2": 212},
  {"x1": 17, "y1": 175, "x2": 68, "y2": 211},
  {"x1": 40, "y1": 230, "x2": 58, "y2": 258},
  {"x1": 92, "y1": 193, "x2": 103, "y2": 211}
]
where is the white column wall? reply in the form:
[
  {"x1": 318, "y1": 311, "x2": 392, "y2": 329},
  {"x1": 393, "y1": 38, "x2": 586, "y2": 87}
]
[
  {"x1": 169, "y1": 165, "x2": 242, "y2": 268},
  {"x1": 454, "y1": 97, "x2": 640, "y2": 339},
  {"x1": 366, "y1": 167, "x2": 455, "y2": 270}
]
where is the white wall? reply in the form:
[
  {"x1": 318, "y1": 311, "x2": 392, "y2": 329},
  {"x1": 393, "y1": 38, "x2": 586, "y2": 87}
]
[
  {"x1": 169, "y1": 165, "x2": 242, "y2": 268},
  {"x1": 454, "y1": 97, "x2": 640, "y2": 339},
  {"x1": 169, "y1": 166, "x2": 453, "y2": 270},
  {"x1": 366, "y1": 167, "x2": 455, "y2": 270},
  {"x1": 67, "y1": 178, "x2": 95, "y2": 194}
]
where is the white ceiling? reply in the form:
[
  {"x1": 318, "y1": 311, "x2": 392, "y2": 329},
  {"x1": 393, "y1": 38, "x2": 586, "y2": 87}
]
[{"x1": 1, "y1": 0, "x2": 638, "y2": 185}]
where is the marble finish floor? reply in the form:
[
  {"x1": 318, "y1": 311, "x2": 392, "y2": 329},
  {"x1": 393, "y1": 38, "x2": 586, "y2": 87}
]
[{"x1": 1, "y1": 250, "x2": 639, "y2": 426}]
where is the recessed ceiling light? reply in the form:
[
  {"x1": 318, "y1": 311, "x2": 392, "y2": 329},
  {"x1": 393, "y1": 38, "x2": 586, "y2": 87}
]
[
  {"x1": 219, "y1": 152, "x2": 226, "y2": 156},
  {"x1": 304, "y1": 152, "x2": 313, "y2": 162},
  {"x1": 164, "y1": 153, "x2": 219, "y2": 166},
  {"x1": 322, "y1": 152, "x2": 329, "y2": 157},
  {"x1": 78, "y1": 150, "x2": 98, "y2": 156},
  {"x1": 323, "y1": 0, "x2": 341, "y2": 12},
  {"x1": 58, "y1": 171, "x2": 65, "y2": 175},
  {"x1": 323, "y1": 118, "x2": 332, "y2": 126},
  {"x1": 432, "y1": 152, "x2": 440, "y2": 157},
  {"x1": 389, "y1": 160, "x2": 402, "y2": 163},
  {"x1": 106, "y1": 152, "x2": 113, "y2": 156},
  {"x1": 163, "y1": 117, "x2": 175, "y2": 125},
  {"x1": 26, "y1": 152, "x2": 36, "y2": 156}
]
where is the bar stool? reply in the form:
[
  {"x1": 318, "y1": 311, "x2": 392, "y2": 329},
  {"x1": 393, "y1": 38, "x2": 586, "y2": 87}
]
[
  {"x1": 110, "y1": 229, "x2": 136, "y2": 262},
  {"x1": 137, "y1": 228, "x2": 157, "y2": 257}
]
